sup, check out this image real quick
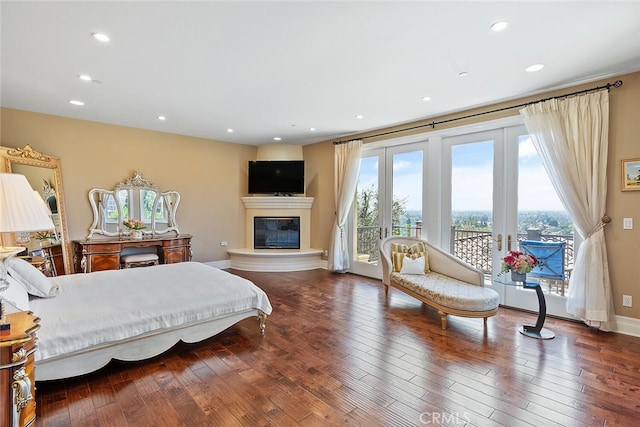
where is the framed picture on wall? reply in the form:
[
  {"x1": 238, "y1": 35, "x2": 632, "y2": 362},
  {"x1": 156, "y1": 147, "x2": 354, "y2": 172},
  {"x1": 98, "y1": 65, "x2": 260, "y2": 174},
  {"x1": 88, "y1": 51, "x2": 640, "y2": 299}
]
[{"x1": 621, "y1": 158, "x2": 640, "y2": 191}]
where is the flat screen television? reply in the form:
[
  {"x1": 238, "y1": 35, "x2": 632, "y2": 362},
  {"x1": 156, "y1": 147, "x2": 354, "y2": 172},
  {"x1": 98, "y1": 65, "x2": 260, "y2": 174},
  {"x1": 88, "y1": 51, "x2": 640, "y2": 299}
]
[{"x1": 248, "y1": 160, "x2": 304, "y2": 195}]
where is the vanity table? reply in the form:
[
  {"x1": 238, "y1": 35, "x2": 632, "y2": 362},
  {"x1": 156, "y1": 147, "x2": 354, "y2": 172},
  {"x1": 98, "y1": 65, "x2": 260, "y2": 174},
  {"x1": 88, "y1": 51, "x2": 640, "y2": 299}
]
[
  {"x1": 75, "y1": 171, "x2": 190, "y2": 273},
  {"x1": 73, "y1": 235, "x2": 192, "y2": 273}
]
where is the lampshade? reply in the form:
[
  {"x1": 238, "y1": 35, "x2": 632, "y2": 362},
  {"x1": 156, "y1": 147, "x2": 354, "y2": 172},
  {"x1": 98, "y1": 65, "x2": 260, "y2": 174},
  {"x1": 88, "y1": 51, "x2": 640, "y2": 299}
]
[
  {"x1": 0, "y1": 173, "x2": 55, "y2": 232},
  {"x1": 33, "y1": 190, "x2": 53, "y2": 216}
]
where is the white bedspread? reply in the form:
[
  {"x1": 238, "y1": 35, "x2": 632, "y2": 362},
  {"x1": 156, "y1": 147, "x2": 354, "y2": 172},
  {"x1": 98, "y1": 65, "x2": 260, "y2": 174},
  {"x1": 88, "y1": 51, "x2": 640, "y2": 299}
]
[{"x1": 29, "y1": 262, "x2": 272, "y2": 361}]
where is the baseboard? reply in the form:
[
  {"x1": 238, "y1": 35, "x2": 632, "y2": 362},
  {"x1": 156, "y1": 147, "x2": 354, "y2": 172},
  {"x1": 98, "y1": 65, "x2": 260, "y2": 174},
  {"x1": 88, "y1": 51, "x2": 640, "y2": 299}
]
[
  {"x1": 203, "y1": 259, "x2": 327, "y2": 271},
  {"x1": 204, "y1": 260, "x2": 231, "y2": 269},
  {"x1": 613, "y1": 315, "x2": 640, "y2": 337}
]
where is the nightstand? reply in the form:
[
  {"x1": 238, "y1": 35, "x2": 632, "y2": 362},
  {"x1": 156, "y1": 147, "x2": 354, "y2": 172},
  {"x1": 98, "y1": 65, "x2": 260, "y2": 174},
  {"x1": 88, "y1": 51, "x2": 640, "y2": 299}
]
[{"x1": 0, "y1": 311, "x2": 40, "y2": 426}]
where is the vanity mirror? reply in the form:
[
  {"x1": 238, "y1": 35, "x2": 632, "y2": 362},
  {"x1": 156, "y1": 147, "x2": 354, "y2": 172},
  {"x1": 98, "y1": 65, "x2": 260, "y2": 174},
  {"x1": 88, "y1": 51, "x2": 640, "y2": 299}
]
[
  {"x1": 87, "y1": 171, "x2": 180, "y2": 239},
  {"x1": 0, "y1": 144, "x2": 71, "y2": 275}
]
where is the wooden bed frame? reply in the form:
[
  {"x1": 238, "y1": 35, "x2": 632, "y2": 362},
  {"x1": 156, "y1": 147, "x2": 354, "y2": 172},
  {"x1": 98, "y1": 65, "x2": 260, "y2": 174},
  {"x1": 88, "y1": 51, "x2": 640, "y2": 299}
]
[{"x1": 36, "y1": 309, "x2": 267, "y2": 381}]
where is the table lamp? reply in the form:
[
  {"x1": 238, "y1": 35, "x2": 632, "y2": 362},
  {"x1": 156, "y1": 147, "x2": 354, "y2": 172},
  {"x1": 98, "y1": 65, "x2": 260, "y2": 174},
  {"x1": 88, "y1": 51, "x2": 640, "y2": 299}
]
[{"x1": 0, "y1": 173, "x2": 55, "y2": 332}]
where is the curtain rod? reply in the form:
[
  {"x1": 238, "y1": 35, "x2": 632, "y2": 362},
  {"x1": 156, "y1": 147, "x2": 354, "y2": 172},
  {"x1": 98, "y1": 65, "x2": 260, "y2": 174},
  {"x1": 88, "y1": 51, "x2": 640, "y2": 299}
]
[{"x1": 333, "y1": 80, "x2": 623, "y2": 145}]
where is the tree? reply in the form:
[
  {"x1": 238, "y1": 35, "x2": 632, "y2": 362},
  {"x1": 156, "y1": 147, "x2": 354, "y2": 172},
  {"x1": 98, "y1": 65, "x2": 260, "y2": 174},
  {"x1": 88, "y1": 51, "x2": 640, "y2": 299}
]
[{"x1": 356, "y1": 184, "x2": 408, "y2": 228}]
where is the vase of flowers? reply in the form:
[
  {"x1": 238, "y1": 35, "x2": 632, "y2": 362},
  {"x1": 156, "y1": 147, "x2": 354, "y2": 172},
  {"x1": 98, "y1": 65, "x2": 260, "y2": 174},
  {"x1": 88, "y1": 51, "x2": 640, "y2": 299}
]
[
  {"x1": 123, "y1": 219, "x2": 146, "y2": 239},
  {"x1": 500, "y1": 250, "x2": 538, "y2": 283},
  {"x1": 34, "y1": 230, "x2": 57, "y2": 246}
]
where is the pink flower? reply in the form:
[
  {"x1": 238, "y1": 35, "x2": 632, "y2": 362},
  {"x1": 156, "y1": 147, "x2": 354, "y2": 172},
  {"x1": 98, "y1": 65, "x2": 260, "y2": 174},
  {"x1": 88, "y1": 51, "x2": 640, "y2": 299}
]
[
  {"x1": 123, "y1": 218, "x2": 146, "y2": 230},
  {"x1": 500, "y1": 250, "x2": 539, "y2": 274}
]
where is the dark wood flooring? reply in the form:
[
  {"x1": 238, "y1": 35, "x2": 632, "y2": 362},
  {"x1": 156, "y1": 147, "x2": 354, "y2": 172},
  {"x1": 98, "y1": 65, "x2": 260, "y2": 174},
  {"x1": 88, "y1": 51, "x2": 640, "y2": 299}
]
[{"x1": 36, "y1": 269, "x2": 640, "y2": 426}]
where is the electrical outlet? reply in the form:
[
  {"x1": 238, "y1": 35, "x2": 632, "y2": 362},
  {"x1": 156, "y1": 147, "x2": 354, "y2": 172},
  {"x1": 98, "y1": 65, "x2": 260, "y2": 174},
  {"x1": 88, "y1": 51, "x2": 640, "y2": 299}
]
[
  {"x1": 220, "y1": 241, "x2": 228, "y2": 247},
  {"x1": 623, "y1": 295, "x2": 632, "y2": 307},
  {"x1": 623, "y1": 218, "x2": 633, "y2": 230}
]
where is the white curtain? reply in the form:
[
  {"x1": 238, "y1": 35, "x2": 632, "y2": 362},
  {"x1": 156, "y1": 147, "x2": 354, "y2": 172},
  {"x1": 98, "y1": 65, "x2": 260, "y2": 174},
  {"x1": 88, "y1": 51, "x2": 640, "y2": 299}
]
[
  {"x1": 520, "y1": 90, "x2": 613, "y2": 330},
  {"x1": 328, "y1": 139, "x2": 362, "y2": 272}
]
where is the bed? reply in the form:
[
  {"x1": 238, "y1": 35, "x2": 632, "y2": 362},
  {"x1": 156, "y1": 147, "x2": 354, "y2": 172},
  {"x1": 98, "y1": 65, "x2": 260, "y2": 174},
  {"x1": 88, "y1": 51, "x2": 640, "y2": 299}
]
[{"x1": 3, "y1": 260, "x2": 272, "y2": 381}]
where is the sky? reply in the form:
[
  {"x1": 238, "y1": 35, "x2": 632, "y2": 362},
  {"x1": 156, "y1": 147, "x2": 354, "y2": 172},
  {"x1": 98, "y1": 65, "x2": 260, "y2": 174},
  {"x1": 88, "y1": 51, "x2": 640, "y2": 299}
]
[{"x1": 358, "y1": 136, "x2": 566, "y2": 215}]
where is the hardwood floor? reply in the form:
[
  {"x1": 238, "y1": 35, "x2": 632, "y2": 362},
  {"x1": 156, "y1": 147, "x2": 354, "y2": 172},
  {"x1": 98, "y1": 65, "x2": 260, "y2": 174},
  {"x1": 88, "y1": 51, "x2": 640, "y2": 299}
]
[{"x1": 36, "y1": 269, "x2": 640, "y2": 426}]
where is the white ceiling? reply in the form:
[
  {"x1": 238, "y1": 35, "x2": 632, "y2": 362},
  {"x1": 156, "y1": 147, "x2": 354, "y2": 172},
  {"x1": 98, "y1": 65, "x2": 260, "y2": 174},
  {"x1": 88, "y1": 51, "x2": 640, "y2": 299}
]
[{"x1": 2, "y1": 1, "x2": 640, "y2": 146}]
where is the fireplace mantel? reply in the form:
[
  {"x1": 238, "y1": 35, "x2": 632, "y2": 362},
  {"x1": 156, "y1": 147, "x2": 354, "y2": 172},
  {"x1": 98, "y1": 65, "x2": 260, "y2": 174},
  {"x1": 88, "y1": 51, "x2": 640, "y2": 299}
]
[
  {"x1": 241, "y1": 196, "x2": 314, "y2": 210},
  {"x1": 229, "y1": 196, "x2": 323, "y2": 271}
]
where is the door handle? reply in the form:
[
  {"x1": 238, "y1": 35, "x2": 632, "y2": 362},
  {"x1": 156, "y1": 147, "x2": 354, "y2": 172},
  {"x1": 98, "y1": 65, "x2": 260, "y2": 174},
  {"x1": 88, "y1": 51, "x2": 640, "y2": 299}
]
[
  {"x1": 507, "y1": 234, "x2": 512, "y2": 251},
  {"x1": 496, "y1": 234, "x2": 502, "y2": 251}
]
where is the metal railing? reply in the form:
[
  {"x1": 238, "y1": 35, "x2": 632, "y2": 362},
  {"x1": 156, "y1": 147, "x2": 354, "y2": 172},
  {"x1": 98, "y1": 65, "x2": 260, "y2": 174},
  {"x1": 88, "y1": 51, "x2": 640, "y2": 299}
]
[
  {"x1": 355, "y1": 225, "x2": 574, "y2": 280},
  {"x1": 356, "y1": 224, "x2": 423, "y2": 263},
  {"x1": 356, "y1": 226, "x2": 379, "y2": 262},
  {"x1": 449, "y1": 228, "x2": 574, "y2": 275}
]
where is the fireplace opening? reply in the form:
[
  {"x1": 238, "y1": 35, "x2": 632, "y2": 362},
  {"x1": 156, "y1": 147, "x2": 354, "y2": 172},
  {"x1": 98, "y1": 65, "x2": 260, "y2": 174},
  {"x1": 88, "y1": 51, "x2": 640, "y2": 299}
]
[{"x1": 254, "y1": 216, "x2": 300, "y2": 249}]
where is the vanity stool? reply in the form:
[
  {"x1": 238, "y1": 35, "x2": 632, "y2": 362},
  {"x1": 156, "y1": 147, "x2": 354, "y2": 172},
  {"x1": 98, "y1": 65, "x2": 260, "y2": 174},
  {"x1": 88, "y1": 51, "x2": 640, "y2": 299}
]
[{"x1": 121, "y1": 253, "x2": 159, "y2": 268}]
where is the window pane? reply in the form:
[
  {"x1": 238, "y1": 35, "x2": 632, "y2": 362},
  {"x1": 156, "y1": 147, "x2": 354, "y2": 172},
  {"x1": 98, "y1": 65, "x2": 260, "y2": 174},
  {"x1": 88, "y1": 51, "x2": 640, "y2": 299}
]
[{"x1": 392, "y1": 151, "x2": 422, "y2": 237}]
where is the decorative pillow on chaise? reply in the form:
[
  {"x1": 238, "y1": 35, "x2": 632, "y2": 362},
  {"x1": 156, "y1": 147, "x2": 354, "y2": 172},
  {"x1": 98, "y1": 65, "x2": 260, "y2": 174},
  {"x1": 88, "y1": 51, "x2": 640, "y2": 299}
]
[
  {"x1": 399, "y1": 256, "x2": 427, "y2": 275},
  {"x1": 391, "y1": 242, "x2": 430, "y2": 273}
]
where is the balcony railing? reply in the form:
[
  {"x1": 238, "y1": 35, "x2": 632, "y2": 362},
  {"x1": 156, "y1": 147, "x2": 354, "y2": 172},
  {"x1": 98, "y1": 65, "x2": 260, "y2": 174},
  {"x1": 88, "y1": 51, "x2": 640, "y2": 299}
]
[
  {"x1": 355, "y1": 225, "x2": 574, "y2": 288},
  {"x1": 450, "y1": 228, "x2": 574, "y2": 276},
  {"x1": 356, "y1": 224, "x2": 423, "y2": 263}
]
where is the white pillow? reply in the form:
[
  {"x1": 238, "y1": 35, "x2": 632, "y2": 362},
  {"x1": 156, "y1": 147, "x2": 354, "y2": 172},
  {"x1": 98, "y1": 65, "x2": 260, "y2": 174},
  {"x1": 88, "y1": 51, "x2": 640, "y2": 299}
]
[
  {"x1": 0, "y1": 275, "x2": 30, "y2": 311},
  {"x1": 7, "y1": 257, "x2": 59, "y2": 298},
  {"x1": 399, "y1": 256, "x2": 426, "y2": 275}
]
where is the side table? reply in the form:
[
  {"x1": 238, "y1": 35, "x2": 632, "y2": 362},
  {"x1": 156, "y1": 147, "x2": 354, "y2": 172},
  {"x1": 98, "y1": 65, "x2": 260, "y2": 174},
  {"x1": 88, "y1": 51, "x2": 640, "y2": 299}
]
[
  {"x1": 0, "y1": 311, "x2": 41, "y2": 426},
  {"x1": 518, "y1": 281, "x2": 555, "y2": 339}
]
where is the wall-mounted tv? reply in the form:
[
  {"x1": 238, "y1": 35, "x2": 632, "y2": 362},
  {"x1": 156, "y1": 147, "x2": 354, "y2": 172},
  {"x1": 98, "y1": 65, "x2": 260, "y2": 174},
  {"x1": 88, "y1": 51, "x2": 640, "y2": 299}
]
[{"x1": 248, "y1": 160, "x2": 304, "y2": 195}]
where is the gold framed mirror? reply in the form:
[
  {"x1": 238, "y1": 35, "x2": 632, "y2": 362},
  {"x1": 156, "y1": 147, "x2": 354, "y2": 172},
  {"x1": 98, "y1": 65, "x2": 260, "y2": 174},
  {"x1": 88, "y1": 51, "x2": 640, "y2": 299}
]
[{"x1": 0, "y1": 144, "x2": 71, "y2": 275}]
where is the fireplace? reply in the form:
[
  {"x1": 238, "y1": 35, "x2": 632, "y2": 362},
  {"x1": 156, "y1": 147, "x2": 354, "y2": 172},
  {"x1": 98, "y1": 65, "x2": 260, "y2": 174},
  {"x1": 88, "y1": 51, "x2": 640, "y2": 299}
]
[
  {"x1": 254, "y1": 216, "x2": 300, "y2": 249},
  {"x1": 228, "y1": 197, "x2": 321, "y2": 271}
]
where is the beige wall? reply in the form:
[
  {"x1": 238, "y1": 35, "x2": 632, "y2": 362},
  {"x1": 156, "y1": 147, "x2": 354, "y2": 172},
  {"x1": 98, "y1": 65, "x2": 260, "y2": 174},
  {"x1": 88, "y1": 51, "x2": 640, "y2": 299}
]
[
  {"x1": 302, "y1": 140, "x2": 334, "y2": 253},
  {"x1": 305, "y1": 70, "x2": 640, "y2": 321},
  {"x1": 0, "y1": 109, "x2": 257, "y2": 263}
]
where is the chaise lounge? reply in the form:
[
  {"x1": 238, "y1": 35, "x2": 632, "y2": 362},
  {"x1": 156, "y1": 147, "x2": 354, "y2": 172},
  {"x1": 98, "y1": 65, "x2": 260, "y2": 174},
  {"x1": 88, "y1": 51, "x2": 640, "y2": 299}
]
[{"x1": 379, "y1": 236, "x2": 499, "y2": 330}]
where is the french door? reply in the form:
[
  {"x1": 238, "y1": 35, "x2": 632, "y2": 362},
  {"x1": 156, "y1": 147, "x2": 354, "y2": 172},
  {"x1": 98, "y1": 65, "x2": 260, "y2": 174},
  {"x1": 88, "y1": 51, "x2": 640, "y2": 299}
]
[
  {"x1": 444, "y1": 125, "x2": 574, "y2": 318},
  {"x1": 349, "y1": 144, "x2": 424, "y2": 277},
  {"x1": 346, "y1": 121, "x2": 574, "y2": 319}
]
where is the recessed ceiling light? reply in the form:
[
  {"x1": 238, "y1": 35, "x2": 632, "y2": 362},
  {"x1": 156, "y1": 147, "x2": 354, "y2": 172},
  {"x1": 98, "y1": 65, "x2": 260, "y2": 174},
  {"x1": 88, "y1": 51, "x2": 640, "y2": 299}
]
[
  {"x1": 309, "y1": 127, "x2": 316, "y2": 131},
  {"x1": 91, "y1": 32, "x2": 110, "y2": 42},
  {"x1": 227, "y1": 128, "x2": 234, "y2": 133},
  {"x1": 69, "y1": 100, "x2": 85, "y2": 106},
  {"x1": 355, "y1": 114, "x2": 364, "y2": 119},
  {"x1": 77, "y1": 74, "x2": 101, "y2": 84},
  {"x1": 526, "y1": 64, "x2": 544, "y2": 72},
  {"x1": 273, "y1": 137, "x2": 282, "y2": 141},
  {"x1": 157, "y1": 115, "x2": 166, "y2": 121},
  {"x1": 458, "y1": 72, "x2": 469, "y2": 78},
  {"x1": 490, "y1": 21, "x2": 509, "y2": 32},
  {"x1": 422, "y1": 96, "x2": 431, "y2": 101}
]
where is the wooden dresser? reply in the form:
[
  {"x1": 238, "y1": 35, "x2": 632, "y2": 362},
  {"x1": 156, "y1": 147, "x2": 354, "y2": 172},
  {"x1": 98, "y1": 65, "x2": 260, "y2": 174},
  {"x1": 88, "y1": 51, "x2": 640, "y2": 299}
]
[
  {"x1": 36, "y1": 243, "x2": 65, "y2": 276},
  {"x1": 0, "y1": 311, "x2": 40, "y2": 427},
  {"x1": 73, "y1": 234, "x2": 192, "y2": 273}
]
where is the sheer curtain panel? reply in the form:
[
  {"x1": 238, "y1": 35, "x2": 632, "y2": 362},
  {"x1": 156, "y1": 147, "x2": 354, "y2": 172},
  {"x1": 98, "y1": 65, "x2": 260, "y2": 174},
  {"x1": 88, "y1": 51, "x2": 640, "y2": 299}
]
[
  {"x1": 328, "y1": 140, "x2": 362, "y2": 272},
  {"x1": 520, "y1": 90, "x2": 613, "y2": 330}
]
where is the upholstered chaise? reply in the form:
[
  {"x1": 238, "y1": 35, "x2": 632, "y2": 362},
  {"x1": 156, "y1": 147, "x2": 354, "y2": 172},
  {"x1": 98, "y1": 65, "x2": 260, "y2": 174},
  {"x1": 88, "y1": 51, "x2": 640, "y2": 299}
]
[{"x1": 380, "y1": 236, "x2": 499, "y2": 330}]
